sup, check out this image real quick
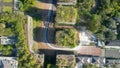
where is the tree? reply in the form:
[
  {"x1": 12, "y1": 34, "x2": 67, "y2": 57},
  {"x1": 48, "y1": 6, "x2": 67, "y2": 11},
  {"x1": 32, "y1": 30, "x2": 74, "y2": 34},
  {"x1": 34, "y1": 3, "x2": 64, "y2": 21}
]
[
  {"x1": 19, "y1": 0, "x2": 35, "y2": 11},
  {"x1": 87, "y1": 14, "x2": 101, "y2": 33},
  {"x1": 105, "y1": 31, "x2": 117, "y2": 41},
  {"x1": 106, "y1": 18, "x2": 117, "y2": 29}
]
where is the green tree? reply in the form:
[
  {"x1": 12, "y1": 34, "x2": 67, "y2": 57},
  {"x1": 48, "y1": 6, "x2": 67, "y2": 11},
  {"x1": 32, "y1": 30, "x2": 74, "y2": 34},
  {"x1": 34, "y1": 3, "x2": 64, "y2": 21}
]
[
  {"x1": 105, "y1": 31, "x2": 117, "y2": 41},
  {"x1": 87, "y1": 14, "x2": 101, "y2": 33},
  {"x1": 106, "y1": 18, "x2": 117, "y2": 29}
]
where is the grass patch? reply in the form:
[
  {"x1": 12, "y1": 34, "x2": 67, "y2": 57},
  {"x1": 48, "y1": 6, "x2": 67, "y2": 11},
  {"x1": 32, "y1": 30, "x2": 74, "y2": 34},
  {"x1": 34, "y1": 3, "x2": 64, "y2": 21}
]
[
  {"x1": 55, "y1": 6, "x2": 77, "y2": 24},
  {"x1": 3, "y1": 0, "x2": 13, "y2": 2},
  {"x1": 3, "y1": 6, "x2": 12, "y2": 12}
]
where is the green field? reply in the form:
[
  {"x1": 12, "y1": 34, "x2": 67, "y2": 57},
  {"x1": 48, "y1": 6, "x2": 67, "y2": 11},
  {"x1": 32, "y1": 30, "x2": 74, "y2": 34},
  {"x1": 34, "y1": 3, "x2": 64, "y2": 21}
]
[
  {"x1": 55, "y1": 6, "x2": 77, "y2": 24},
  {"x1": 3, "y1": 6, "x2": 12, "y2": 12},
  {"x1": 3, "y1": 0, "x2": 13, "y2": 2}
]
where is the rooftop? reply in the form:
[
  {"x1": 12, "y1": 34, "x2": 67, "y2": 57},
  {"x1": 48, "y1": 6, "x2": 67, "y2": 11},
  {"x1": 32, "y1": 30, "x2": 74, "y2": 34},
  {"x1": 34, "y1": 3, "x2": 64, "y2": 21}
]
[
  {"x1": 76, "y1": 56, "x2": 106, "y2": 64},
  {"x1": 0, "y1": 57, "x2": 18, "y2": 68},
  {"x1": 77, "y1": 46, "x2": 104, "y2": 56},
  {"x1": 105, "y1": 48, "x2": 120, "y2": 58},
  {"x1": 106, "y1": 59, "x2": 120, "y2": 64},
  {"x1": 0, "y1": 36, "x2": 16, "y2": 45}
]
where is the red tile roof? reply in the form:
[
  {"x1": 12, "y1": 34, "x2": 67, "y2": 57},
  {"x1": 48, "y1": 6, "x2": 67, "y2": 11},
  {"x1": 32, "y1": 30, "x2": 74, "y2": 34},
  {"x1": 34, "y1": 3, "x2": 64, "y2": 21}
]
[{"x1": 77, "y1": 46, "x2": 102, "y2": 56}]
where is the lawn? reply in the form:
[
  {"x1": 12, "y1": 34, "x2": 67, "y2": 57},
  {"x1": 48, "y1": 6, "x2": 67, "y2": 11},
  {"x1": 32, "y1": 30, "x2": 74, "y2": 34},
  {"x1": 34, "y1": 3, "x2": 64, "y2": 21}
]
[
  {"x1": 55, "y1": 6, "x2": 77, "y2": 24},
  {"x1": 3, "y1": 0, "x2": 13, "y2": 2},
  {"x1": 3, "y1": 6, "x2": 12, "y2": 12}
]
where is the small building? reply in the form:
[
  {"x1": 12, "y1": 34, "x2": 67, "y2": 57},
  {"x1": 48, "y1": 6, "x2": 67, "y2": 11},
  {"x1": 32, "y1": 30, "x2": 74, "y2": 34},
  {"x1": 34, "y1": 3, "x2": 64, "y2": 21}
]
[
  {"x1": 57, "y1": 0, "x2": 77, "y2": 5},
  {"x1": 0, "y1": 36, "x2": 16, "y2": 45},
  {"x1": 105, "y1": 48, "x2": 120, "y2": 58},
  {"x1": 56, "y1": 54, "x2": 76, "y2": 67},
  {"x1": 0, "y1": 57, "x2": 18, "y2": 68}
]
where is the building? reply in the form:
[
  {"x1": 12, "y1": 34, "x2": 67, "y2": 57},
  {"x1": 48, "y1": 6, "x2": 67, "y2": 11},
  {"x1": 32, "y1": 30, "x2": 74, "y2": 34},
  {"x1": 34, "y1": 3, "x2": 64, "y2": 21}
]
[
  {"x1": 76, "y1": 56, "x2": 106, "y2": 64},
  {"x1": 105, "y1": 48, "x2": 120, "y2": 58},
  {"x1": 106, "y1": 59, "x2": 120, "y2": 65},
  {"x1": 57, "y1": 0, "x2": 77, "y2": 5},
  {"x1": 75, "y1": 56, "x2": 106, "y2": 68},
  {"x1": 56, "y1": 54, "x2": 76, "y2": 67},
  {"x1": 105, "y1": 40, "x2": 120, "y2": 48},
  {"x1": 0, "y1": 36, "x2": 16, "y2": 45},
  {"x1": 0, "y1": 57, "x2": 18, "y2": 68},
  {"x1": 77, "y1": 46, "x2": 104, "y2": 57}
]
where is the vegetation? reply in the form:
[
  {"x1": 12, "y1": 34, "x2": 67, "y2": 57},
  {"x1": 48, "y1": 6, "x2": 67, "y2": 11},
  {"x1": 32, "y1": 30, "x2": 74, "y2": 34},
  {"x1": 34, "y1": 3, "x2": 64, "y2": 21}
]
[
  {"x1": 0, "y1": 12, "x2": 40, "y2": 68},
  {"x1": 83, "y1": 64, "x2": 99, "y2": 68},
  {"x1": 56, "y1": 6, "x2": 77, "y2": 24},
  {"x1": 76, "y1": 0, "x2": 120, "y2": 41},
  {"x1": 19, "y1": 0, "x2": 35, "y2": 11},
  {"x1": 3, "y1": 6, "x2": 12, "y2": 13},
  {"x1": 56, "y1": 29, "x2": 77, "y2": 48},
  {"x1": 0, "y1": 45, "x2": 14, "y2": 56},
  {"x1": 3, "y1": 0, "x2": 12, "y2": 2}
]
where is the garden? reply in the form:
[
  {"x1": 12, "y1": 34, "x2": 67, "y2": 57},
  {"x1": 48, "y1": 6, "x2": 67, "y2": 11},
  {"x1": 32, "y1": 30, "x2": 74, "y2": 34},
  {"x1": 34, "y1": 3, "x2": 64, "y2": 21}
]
[
  {"x1": 55, "y1": 5, "x2": 77, "y2": 24},
  {"x1": 55, "y1": 28, "x2": 78, "y2": 48}
]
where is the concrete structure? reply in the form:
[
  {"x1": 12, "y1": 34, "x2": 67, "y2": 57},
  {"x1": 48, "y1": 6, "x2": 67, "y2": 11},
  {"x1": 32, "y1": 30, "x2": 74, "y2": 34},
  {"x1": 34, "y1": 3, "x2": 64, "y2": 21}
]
[
  {"x1": 57, "y1": 0, "x2": 76, "y2": 5},
  {"x1": 0, "y1": 57, "x2": 18, "y2": 68},
  {"x1": 0, "y1": 36, "x2": 16, "y2": 45}
]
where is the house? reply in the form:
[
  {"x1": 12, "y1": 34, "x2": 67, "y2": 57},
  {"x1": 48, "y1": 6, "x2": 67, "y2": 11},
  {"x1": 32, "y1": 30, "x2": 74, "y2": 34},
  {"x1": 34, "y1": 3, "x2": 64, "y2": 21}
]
[
  {"x1": 77, "y1": 46, "x2": 104, "y2": 57},
  {"x1": 56, "y1": 54, "x2": 76, "y2": 67},
  {"x1": 105, "y1": 48, "x2": 120, "y2": 58},
  {"x1": 57, "y1": 0, "x2": 77, "y2": 5},
  {"x1": 0, "y1": 57, "x2": 18, "y2": 68},
  {"x1": 0, "y1": 36, "x2": 16, "y2": 45}
]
